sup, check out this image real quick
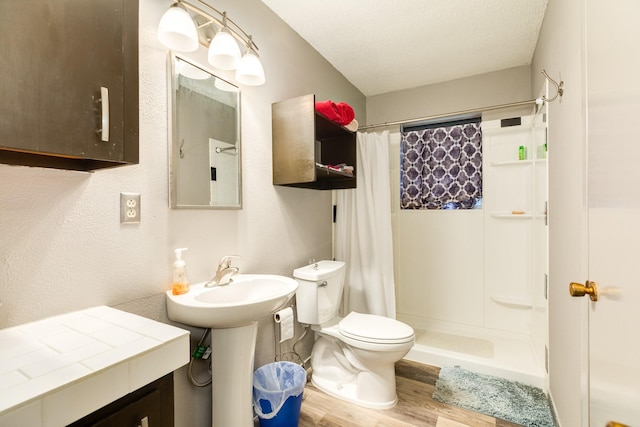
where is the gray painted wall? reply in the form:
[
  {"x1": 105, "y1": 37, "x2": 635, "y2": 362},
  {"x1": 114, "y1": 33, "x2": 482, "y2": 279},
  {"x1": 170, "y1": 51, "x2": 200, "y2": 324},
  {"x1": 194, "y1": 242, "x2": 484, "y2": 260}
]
[{"x1": 366, "y1": 65, "x2": 532, "y2": 126}]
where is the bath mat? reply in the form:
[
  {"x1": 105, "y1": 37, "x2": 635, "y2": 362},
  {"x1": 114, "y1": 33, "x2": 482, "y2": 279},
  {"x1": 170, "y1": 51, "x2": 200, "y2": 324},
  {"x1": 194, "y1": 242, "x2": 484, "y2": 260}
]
[
  {"x1": 433, "y1": 366, "x2": 554, "y2": 427},
  {"x1": 414, "y1": 329, "x2": 494, "y2": 358}
]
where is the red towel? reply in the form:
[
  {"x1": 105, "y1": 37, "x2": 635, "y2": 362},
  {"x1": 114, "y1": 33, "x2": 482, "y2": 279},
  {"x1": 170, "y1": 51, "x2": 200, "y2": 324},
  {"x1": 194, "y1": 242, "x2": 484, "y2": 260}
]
[{"x1": 315, "y1": 100, "x2": 355, "y2": 126}]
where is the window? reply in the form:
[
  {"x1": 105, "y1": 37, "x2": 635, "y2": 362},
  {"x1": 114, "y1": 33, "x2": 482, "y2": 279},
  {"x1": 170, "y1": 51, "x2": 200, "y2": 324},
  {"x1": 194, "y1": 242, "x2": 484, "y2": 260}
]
[{"x1": 401, "y1": 118, "x2": 482, "y2": 210}]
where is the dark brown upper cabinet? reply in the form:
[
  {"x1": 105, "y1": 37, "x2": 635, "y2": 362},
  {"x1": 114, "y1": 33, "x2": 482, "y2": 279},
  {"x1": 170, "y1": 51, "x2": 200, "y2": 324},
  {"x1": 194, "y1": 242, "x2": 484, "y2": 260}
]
[
  {"x1": 272, "y1": 94, "x2": 356, "y2": 190},
  {"x1": 0, "y1": 0, "x2": 139, "y2": 171}
]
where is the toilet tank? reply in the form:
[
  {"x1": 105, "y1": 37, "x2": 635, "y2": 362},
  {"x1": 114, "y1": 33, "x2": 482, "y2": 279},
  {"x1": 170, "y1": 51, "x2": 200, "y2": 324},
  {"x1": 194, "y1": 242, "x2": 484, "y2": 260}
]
[{"x1": 293, "y1": 260, "x2": 345, "y2": 325}]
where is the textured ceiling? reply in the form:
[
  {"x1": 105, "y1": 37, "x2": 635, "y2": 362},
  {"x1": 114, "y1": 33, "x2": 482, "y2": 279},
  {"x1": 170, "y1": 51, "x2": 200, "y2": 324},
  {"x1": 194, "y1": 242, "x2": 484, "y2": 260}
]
[{"x1": 260, "y1": 0, "x2": 548, "y2": 96}]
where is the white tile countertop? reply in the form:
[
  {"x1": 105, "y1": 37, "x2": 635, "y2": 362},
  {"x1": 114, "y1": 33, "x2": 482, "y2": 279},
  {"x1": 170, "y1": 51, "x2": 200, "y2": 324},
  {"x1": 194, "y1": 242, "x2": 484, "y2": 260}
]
[{"x1": 0, "y1": 306, "x2": 190, "y2": 427}]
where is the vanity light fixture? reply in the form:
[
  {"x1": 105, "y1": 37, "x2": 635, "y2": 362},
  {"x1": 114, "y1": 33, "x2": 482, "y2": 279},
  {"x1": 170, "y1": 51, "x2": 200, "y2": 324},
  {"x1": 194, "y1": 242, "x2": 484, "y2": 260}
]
[{"x1": 157, "y1": 0, "x2": 265, "y2": 86}]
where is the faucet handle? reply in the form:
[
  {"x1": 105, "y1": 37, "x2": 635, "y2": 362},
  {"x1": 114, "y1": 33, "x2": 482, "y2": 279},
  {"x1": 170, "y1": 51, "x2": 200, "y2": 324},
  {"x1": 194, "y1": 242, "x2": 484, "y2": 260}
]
[{"x1": 218, "y1": 255, "x2": 239, "y2": 268}]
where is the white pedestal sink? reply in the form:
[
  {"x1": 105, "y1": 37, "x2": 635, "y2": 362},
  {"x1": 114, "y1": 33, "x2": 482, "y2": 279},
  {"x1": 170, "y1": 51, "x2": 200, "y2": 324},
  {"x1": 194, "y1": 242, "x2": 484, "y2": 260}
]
[{"x1": 166, "y1": 274, "x2": 298, "y2": 427}]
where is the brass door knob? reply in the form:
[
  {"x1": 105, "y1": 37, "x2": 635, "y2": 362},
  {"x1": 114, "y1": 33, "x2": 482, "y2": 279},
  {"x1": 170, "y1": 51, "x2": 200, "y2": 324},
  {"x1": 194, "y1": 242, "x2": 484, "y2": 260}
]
[
  {"x1": 569, "y1": 281, "x2": 598, "y2": 301},
  {"x1": 606, "y1": 422, "x2": 630, "y2": 427}
]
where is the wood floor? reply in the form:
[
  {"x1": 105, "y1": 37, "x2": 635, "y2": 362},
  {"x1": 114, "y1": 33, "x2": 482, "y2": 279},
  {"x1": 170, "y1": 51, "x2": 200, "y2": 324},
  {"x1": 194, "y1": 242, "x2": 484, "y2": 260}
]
[{"x1": 297, "y1": 360, "x2": 522, "y2": 427}]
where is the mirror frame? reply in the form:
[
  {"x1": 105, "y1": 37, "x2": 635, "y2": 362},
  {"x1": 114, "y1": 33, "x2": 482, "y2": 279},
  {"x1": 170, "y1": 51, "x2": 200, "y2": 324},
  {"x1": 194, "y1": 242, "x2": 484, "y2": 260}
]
[{"x1": 168, "y1": 53, "x2": 242, "y2": 209}]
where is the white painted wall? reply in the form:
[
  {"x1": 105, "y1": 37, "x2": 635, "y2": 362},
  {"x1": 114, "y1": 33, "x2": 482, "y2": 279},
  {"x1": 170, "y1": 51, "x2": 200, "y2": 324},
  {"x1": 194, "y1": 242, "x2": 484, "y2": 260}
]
[{"x1": 0, "y1": 1, "x2": 364, "y2": 426}]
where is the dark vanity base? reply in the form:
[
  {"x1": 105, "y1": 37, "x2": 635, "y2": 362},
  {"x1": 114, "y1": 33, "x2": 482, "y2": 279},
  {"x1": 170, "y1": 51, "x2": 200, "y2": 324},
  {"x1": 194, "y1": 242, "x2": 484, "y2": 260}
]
[{"x1": 67, "y1": 373, "x2": 174, "y2": 427}]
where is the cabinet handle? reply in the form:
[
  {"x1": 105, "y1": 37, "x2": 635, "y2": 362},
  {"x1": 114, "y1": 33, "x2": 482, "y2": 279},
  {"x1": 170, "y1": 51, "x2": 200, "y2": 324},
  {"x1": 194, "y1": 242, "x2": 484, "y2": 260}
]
[
  {"x1": 99, "y1": 86, "x2": 109, "y2": 142},
  {"x1": 138, "y1": 416, "x2": 149, "y2": 427}
]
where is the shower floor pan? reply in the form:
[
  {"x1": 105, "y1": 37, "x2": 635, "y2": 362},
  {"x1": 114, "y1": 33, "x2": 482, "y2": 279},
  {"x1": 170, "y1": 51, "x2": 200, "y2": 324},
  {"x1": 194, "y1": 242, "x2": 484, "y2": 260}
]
[{"x1": 401, "y1": 322, "x2": 546, "y2": 390}]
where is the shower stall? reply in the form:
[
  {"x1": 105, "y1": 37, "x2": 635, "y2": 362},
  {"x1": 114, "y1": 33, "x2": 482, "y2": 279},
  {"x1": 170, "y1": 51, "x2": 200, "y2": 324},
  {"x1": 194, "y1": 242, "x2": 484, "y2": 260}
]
[{"x1": 391, "y1": 109, "x2": 548, "y2": 389}]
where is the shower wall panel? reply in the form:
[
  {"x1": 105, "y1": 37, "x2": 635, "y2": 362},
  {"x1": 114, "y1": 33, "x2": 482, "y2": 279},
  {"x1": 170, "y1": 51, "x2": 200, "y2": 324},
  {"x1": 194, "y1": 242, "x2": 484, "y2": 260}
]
[
  {"x1": 396, "y1": 209, "x2": 484, "y2": 327},
  {"x1": 392, "y1": 116, "x2": 547, "y2": 349}
]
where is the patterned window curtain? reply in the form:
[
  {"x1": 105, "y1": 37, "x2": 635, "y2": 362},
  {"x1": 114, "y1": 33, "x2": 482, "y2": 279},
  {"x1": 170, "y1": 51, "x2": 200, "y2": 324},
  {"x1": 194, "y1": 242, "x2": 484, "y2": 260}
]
[{"x1": 401, "y1": 119, "x2": 482, "y2": 210}]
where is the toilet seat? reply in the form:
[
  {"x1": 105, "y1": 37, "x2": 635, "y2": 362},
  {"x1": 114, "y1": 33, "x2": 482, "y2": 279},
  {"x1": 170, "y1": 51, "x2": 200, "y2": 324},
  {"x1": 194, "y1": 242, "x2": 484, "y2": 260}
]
[{"x1": 339, "y1": 312, "x2": 414, "y2": 344}]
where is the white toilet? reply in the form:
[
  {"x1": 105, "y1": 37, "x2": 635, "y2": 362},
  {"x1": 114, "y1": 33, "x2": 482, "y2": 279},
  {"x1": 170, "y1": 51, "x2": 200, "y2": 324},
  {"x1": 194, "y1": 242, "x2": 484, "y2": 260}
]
[{"x1": 294, "y1": 260, "x2": 415, "y2": 409}]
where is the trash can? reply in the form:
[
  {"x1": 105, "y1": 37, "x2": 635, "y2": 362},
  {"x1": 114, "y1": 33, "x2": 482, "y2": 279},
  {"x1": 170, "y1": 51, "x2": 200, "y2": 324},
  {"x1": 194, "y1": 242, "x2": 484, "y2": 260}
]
[{"x1": 253, "y1": 361, "x2": 306, "y2": 427}]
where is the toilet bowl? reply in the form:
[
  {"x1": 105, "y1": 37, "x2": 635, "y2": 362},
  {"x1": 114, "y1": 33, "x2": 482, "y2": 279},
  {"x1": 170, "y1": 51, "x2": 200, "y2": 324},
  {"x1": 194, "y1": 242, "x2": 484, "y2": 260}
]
[{"x1": 294, "y1": 261, "x2": 415, "y2": 409}]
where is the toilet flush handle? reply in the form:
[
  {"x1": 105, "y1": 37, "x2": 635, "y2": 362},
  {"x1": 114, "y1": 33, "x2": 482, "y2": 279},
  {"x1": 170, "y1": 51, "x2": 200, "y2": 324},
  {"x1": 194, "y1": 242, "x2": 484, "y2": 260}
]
[{"x1": 318, "y1": 281, "x2": 328, "y2": 287}]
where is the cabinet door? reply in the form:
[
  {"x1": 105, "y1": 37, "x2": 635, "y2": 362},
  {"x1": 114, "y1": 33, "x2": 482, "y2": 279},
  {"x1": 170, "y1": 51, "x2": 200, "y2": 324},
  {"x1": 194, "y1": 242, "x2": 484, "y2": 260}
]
[
  {"x1": 67, "y1": 374, "x2": 173, "y2": 427},
  {"x1": 0, "y1": 0, "x2": 138, "y2": 168},
  {"x1": 91, "y1": 390, "x2": 160, "y2": 427}
]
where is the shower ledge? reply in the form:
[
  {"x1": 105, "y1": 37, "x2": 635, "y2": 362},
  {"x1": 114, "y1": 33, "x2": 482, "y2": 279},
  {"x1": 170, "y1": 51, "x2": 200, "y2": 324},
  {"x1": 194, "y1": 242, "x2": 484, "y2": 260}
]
[
  {"x1": 490, "y1": 296, "x2": 534, "y2": 309},
  {"x1": 0, "y1": 306, "x2": 189, "y2": 426}
]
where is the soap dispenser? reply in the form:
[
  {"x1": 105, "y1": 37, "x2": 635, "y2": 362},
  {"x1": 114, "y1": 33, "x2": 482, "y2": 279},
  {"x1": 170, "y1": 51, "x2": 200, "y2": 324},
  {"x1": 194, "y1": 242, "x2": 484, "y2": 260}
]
[{"x1": 172, "y1": 248, "x2": 190, "y2": 295}]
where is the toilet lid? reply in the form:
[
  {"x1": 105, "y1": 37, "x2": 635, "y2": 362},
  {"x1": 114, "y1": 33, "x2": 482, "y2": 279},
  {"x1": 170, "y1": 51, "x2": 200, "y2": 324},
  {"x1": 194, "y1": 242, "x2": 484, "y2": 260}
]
[{"x1": 338, "y1": 312, "x2": 414, "y2": 343}]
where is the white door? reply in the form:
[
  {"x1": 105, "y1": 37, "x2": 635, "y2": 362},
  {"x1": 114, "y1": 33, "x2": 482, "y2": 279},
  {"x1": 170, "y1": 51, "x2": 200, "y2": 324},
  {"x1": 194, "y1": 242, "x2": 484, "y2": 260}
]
[
  {"x1": 580, "y1": 0, "x2": 640, "y2": 425},
  {"x1": 586, "y1": 213, "x2": 640, "y2": 426}
]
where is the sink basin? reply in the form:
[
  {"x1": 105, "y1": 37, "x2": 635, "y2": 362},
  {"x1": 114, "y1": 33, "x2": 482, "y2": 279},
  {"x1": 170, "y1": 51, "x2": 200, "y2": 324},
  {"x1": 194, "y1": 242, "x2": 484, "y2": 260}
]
[{"x1": 166, "y1": 274, "x2": 298, "y2": 328}]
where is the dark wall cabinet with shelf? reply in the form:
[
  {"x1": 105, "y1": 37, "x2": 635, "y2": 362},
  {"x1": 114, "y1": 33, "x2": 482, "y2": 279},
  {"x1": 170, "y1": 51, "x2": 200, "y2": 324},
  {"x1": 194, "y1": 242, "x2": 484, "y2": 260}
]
[
  {"x1": 0, "y1": 0, "x2": 139, "y2": 171},
  {"x1": 67, "y1": 374, "x2": 173, "y2": 427},
  {"x1": 272, "y1": 94, "x2": 356, "y2": 190}
]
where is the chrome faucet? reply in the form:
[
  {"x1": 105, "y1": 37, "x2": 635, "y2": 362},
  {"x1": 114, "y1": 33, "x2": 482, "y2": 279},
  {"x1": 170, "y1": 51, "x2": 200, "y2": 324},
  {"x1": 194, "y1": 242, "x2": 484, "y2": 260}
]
[{"x1": 205, "y1": 255, "x2": 239, "y2": 287}]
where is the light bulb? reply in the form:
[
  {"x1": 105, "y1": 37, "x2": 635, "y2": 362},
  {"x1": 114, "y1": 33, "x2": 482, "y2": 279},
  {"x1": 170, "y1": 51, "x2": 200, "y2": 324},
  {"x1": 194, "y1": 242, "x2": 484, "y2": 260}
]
[
  {"x1": 208, "y1": 31, "x2": 241, "y2": 70},
  {"x1": 157, "y1": 4, "x2": 199, "y2": 52},
  {"x1": 235, "y1": 51, "x2": 265, "y2": 86}
]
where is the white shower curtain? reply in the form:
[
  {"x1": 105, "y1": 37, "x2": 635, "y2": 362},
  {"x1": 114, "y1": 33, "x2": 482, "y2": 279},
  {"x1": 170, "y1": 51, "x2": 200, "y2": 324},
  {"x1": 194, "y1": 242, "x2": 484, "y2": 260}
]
[{"x1": 335, "y1": 130, "x2": 396, "y2": 318}]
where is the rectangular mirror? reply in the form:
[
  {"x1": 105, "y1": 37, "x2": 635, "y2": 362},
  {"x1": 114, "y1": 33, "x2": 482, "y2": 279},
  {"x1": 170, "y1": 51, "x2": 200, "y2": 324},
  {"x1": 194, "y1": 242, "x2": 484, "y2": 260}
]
[{"x1": 169, "y1": 54, "x2": 241, "y2": 209}]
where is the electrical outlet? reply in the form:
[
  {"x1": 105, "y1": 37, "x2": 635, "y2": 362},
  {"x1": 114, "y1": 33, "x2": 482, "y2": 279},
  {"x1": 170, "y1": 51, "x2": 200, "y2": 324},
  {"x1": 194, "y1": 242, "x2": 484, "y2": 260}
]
[{"x1": 120, "y1": 192, "x2": 140, "y2": 224}]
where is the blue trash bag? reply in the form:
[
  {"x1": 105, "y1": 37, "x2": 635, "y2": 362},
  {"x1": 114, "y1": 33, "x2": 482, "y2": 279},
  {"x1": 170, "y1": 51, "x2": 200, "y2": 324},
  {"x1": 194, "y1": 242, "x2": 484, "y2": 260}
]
[{"x1": 253, "y1": 361, "x2": 306, "y2": 424}]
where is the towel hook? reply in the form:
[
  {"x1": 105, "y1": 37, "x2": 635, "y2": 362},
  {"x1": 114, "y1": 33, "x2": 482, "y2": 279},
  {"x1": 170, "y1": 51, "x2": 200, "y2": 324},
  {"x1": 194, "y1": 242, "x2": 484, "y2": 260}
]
[{"x1": 541, "y1": 70, "x2": 564, "y2": 103}]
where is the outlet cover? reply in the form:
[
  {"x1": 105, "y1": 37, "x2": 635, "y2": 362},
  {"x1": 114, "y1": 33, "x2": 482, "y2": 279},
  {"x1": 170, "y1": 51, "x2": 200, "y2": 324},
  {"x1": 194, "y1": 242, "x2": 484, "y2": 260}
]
[{"x1": 120, "y1": 192, "x2": 140, "y2": 224}]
